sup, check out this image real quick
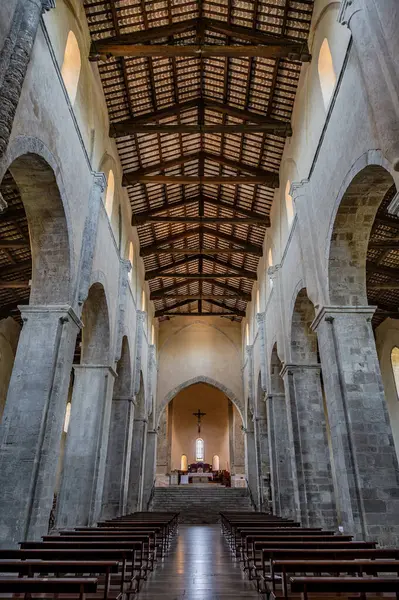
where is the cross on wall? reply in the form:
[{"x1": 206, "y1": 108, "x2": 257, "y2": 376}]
[{"x1": 193, "y1": 408, "x2": 206, "y2": 434}]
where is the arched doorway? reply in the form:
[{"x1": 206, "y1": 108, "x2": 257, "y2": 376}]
[
  {"x1": 317, "y1": 162, "x2": 399, "y2": 544},
  {"x1": 56, "y1": 282, "x2": 113, "y2": 528},
  {"x1": 102, "y1": 336, "x2": 133, "y2": 519},
  {"x1": 156, "y1": 382, "x2": 244, "y2": 488},
  {"x1": 0, "y1": 151, "x2": 74, "y2": 547},
  {"x1": 267, "y1": 344, "x2": 295, "y2": 518},
  {"x1": 288, "y1": 288, "x2": 337, "y2": 528}
]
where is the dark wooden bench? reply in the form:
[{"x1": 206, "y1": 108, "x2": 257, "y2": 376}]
[
  {"x1": 0, "y1": 561, "x2": 118, "y2": 600},
  {"x1": 0, "y1": 577, "x2": 97, "y2": 600},
  {"x1": 273, "y1": 559, "x2": 399, "y2": 598},
  {"x1": 290, "y1": 576, "x2": 399, "y2": 600}
]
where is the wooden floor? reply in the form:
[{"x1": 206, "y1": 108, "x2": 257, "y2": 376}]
[{"x1": 138, "y1": 524, "x2": 259, "y2": 599}]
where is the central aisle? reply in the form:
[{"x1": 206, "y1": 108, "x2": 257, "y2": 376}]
[{"x1": 138, "y1": 524, "x2": 260, "y2": 599}]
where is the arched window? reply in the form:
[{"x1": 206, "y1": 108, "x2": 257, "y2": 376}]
[
  {"x1": 61, "y1": 31, "x2": 81, "y2": 105},
  {"x1": 63, "y1": 402, "x2": 71, "y2": 433},
  {"x1": 105, "y1": 170, "x2": 115, "y2": 218},
  {"x1": 318, "y1": 38, "x2": 337, "y2": 110},
  {"x1": 391, "y1": 347, "x2": 399, "y2": 400},
  {"x1": 128, "y1": 242, "x2": 134, "y2": 282},
  {"x1": 245, "y1": 323, "x2": 250, "y2": 346},
  {"x1": 268, "y1": 248, "x2": 274, "y2": 289},
  {"x1": 195, "y1": 438, "x2": 204, "y2": 461},
  {"x1": 151, "y1": 324, "x2": 155, "y2": 345},
  {"x1": 256, "y1": 289, "x2": 260, "y2": 313},
  {"x1": 181, "y1": 454, "x2": 188, "y2": 471},
  {"x1": 212, "y1": 455, "x2": 220, "y2": 471},
  {"x1": 285, "y1": 180, "x2": 294, "y2": 226},
  {"x1": 141, "y1": 289, "x2": 146, "y2": 312}
]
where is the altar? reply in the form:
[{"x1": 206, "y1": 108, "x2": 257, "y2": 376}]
[{"x1": 180, "y1": 472, "x2": 213, "y2": 484}]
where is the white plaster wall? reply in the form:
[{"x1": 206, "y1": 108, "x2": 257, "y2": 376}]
[{"x1": 157, "y1": 317, "x2": 244, "y2": 421}]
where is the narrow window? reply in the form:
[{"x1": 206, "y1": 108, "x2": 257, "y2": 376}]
[
  {"x1": 246, "y1": 323, "x2": 250, "y2": 346},
  {"x1": 141, "y1": 289, "x2": 146, "y2": 312},
  {"x1": 391, "y1": 347, "x2": 399, "y2": 400},
  {"x1": 128, "y1": 242, "x2": 134, "y2": 282},
  {"x1": 268, "y1": 248, "x2": 274, "y2": 289},
  {"x1": 105, "y1": 170, "x2": 115, "y2": 218},
  {"x1": 256, "y1": 289, "x2": 260, "y2": 313},
  {"x1": 181, "y1": 454, "x2": 188, "y2": 471},
  {"x1": 63, "y1": 402, "x2": 72, "y2": 433},
  {"x1": 61, "y1": 31, "x2": 81, "y2": 105},
  {"x1": 151, "y1": 324, "x2": 155, "y2": 345},
  {"x1": 285, "y1": 180, "x2": 294, "y2": 226},
  {"x1": 195, "y1": 438, "x2": 204, "y2": 462},
  {"x1": 318, "y1": 38, "x2": 337, "y2": 110}
]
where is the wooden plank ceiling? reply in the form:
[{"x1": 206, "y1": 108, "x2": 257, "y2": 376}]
[{"x1": 84, "y1": 0, "x2": 315, "y2": 320}]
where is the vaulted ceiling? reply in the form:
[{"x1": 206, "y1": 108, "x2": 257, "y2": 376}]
[{"x1": 84, "y1": 0, "x2": 315, "y2": 320}]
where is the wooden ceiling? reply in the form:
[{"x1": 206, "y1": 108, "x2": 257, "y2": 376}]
[{"x1": 84, "y1": 0, "x2": 314, "y2": 319}]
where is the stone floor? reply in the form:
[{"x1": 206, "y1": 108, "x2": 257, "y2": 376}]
[{"x1": 137, "y1": 525, "x2": 259, "y2": 599}]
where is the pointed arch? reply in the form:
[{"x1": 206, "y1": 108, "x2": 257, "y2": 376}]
[
  {"x1": 61, "y1": 30, "x2": 82, "y2": 105},
  {"x1": 318, "y1": 38, "x2": 336, "y2": 110}
]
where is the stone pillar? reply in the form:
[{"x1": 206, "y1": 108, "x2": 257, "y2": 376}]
[
  {"x1": 142, "y1": 429, "x2": 157, "y2": 510},
  {"x1": 313, "y1": 306, "x2": 399, "y2": 545},
  {"x1": 0, "y1": 305, "x2": 80, "y2": 547},
  {"x1": 56, "y1": 365, "x2": 116, "y2": 528},
  {"x1": 266, "y1": 393, "x2": 296, "y2": 518},
  {"x1": 166, "y1": 400, "x2": 173, "y2": 475},
  {"x1": 244, "y1": 425, "x2": 259, "y2": 509},
  {"x1": 156, "y1": 409, "x2": 168, "y2": 481},
  {"x1": 228, "y1": 401, "x2": 235, "y2": 472},
  {"x1": 339, "y1": 0, "x2": 399, "y2": 170},
  {"x1": 101, "y1": 396, "x2": 135, "y2": 519},
  {"x1": 281, "y1": 364, "x2": 337, "y2": 528},
  {"x1": 0, "y1": 0, "x2": 55, "y2": 156},
  {"x1": 127, "y1": 418, "x2": 147, "y2": 513},
  {"x1": 255, "y1": 412, "x2": 270, "y2": 511}
]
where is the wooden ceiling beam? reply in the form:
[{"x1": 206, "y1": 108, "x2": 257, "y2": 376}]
[
  {"x1": 368, "y1": 238, "x2": 399, "y2": 249},
  {"x1": 0, "y1": 280, "x2": 30, "y2": 289},
  {"x1": 111, "y1": 122, "x2": 292, "y2": 135},
  {"x1": 367, "y1": 262, "x2": 399, "y2": 279},
  {"x1": 146, "y1": 253, "x2": 257, "y2": 280},
  {"x1": 368, "y1": 284, "x2": 399, "y2": 290},
  {"x1": 145, "y1": 255, "x2": 201, "y2": 279},
  {"x1": 143, "y1": 247, "x2": 253, "y2": 255},
  {"x1": 140, "y1": 227, "x2": 201, "y2": 257},
  {"x1": 90, "y1": 18, "x2": 198, "y2": 56},
  {"x1": 154, "y1": 294, "x2": 243, "y2": 300},
  {"x1": 205, "y1": 298, "x2": 245, "y2": 317},
  {"x1": 374, "y1": 216, "x2": 399, "y2": 230},
  {"x1": 201, "y1": 226, "x2": 263, "y2": 255},
  {"x1": 0, "y1": 240, "x2": 30, "y2": 248},
  {"x1": 131, "y1": 174, "x2": 277, "y2": 185},
  {"x1": 133, "y1": 215, "x2": 269, "y2": 225},
  {"x1": 204, "y1": 196, "x2": 270, "y2": 222},
  {"x1": 159, "y1": 311, "x2": 242, "y2": 317},
  {"x1": 202, "y1": 255, "x2": 257, "y2": 279},
  {"x1": 0, "y1": 260, "x2": 31, "y2": 276},
  {"x1": 134, "y1": 197, "x2": 200, "y2": 224},
  {"x1": 150, "y1": 278, "x2": 251, "y2": 300},
  {"x1": 204, "y1": 100, "x2": 291, "y2": 134},
  {"x1": 146, "y1": 272, "x2": 249, "y2": 280},
  {"x1": 110, "y1": 100, "x2": 199, "y2": 137},
  {"x1": 203, "y1": 151, "x2": 280, "y2": 179},
  {"x1": 154, "y1": 299, "x2": 194, "y2": 316},
  {"x1": 124, "y1": 151, "x2": 201, "y2": 183},
  {"x1": 203, "y1": 17, "x2": 310, "y2": 60}
]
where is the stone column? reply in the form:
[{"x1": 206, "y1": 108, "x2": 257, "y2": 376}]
[
  {"x1": 228, "y1": 401, "x2": 235, "y2": 473},
  {"x1": 281, "y1": 364, "x2": 337, "y2": 528},
  {"x1": 142, "y1": 429, "x2": 157, "y2": 510},
  {"x1": 255, "y1": 412, "x2": 270, "y2": 511},
  {"x1": 0, "y1": 305, "x2": 80, "y2": 547},
  {"x1": 0, "y1": 0, "x2": 55, "y2": 156},
  {"x1": 127, "y1": 418, "x2": 147, "y2": 513},
  {"x1": 313, "y1": 306, "x2": 399, "y2": 545},
  {"x1": 244, "y1": 425, "x2": 259, "y2": 509},
  {"x1": 56, "y1": 365, "x2": 116, "y2": 528},
  {"x1": 339, "y1": 0, "x2": 399, "y2": 170},
  {"x1": 101, "y1": 396, "x2": 135, "y2": 519},
  {"x1": 266, "y1": 393, "x2": 296, "y2": 518}
]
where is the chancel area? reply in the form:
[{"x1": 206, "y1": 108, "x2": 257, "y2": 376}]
[{"x1": 1, "y1": 0, "x2": 399, "y2": 598}]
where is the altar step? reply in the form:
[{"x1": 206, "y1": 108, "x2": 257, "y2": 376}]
[{"x1": 150, "y1": 486, "x2": 253, "y2": 523}]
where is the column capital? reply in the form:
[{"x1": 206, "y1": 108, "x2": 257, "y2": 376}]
[
  {"x1": 137, "y1": 309, "x2": 146, "y2": 323},
  {"x1": 311, "y1": 305, "x2": 377, "y2": 331},
  {"x1": 112, "y1": 395, "x2": 135, "y2": 403},
  {"x1": 266, "y1": 393, "x2": 286, "y2": 401},
  {"x1": 148, "y1": 429, "x2": 158, "y2": 435},
  {"x1": 268, "y1": 264, "x2": 281, "y2": 281},
  {"x1": 290, "y1": 178, "x2": 310, "y2": 202},
  {"x1": 337, "y1": 0, "x2": 360, "y2": 26},
  {"x1": 280, "y1": 362, "x2": 321, "y2": 377},
  {"x1": 256, "y1": 311, "x2": 266, "y2": 325},
  {"x1": 42, "y1": 0, "x2": 56, "y2": 11},
  {"x1": 19, "y1": 304, "x2": 82, "y2": 328},
  {"x1": 73, "y1": 364, "x2": 118, "y2": 378},
  {"x1": 91, "y1": 171, "x2": 107, "y2": 193}
]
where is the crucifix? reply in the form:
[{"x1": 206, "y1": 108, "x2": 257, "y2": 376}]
[{"x1": 193, "y1": 408, "x2": 206, "y2": 434}]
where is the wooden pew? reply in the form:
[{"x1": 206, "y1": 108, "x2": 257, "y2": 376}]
[
  {"x1": 0, "y1": 577, "x2": 97, "y2": 600},
  {"x1": 0, "y1": 561, "x2": 117, "y2": 600},
  {"x1": 290, "y1": 576, "x2": 399, "y2": 600},
  {"x1": 273, "y1": 559, "x2": 399, "y2": 598},
  {"x1": 258, "y1": 548, "x2": 399, "y2": 593}
]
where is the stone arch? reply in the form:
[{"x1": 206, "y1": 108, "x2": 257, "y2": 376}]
[
  {"x1": 157, "y1": 376, "x2": 244, "y2": 428},
  {"x1": 328, "y1": 161, "x2": 395, "y2": 305},
  {"x1": 291, "y1": 288, "x2": 318, "y2": 363},
  {"x1": 81, "y1": 282, "x2": 110, "y2": 365},
  {"x1": 0, "y1": 151, "x2": 72, "y2": 305}
]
